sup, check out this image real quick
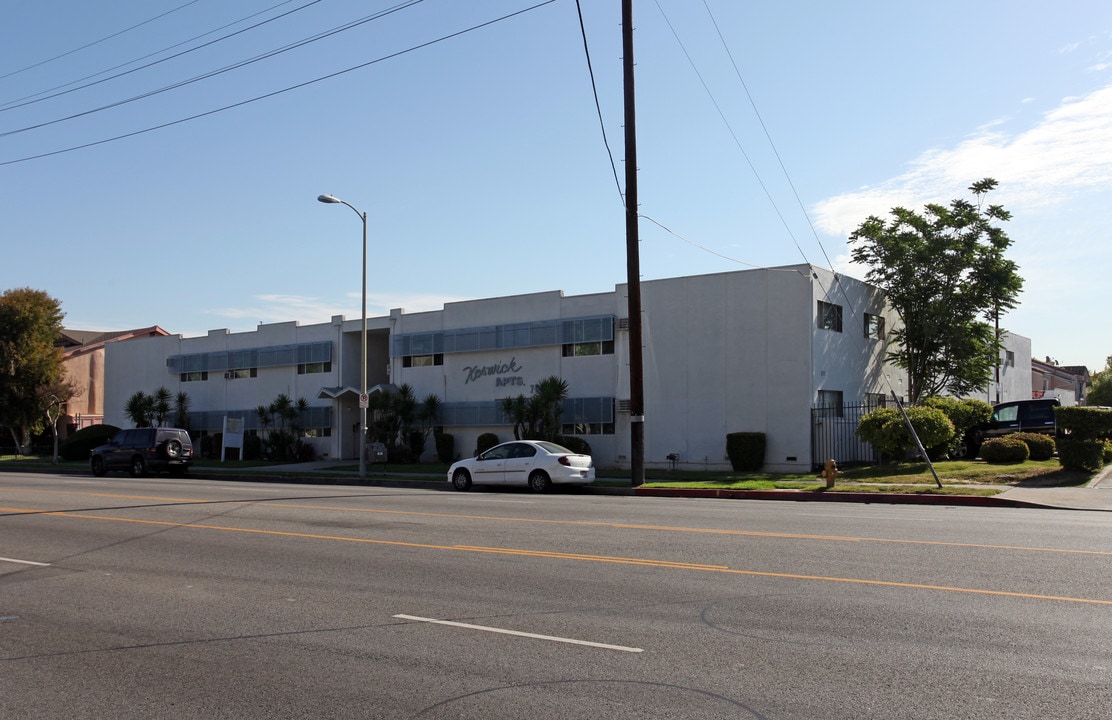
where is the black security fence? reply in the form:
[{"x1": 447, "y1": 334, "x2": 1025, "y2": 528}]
[{"x1": 811, "y1": 401, "x2": 883, "y2": 470}]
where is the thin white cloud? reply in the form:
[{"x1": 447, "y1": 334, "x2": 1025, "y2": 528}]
[
  {"x1": 812, "y1": 82, "x2": 1112, "y2": 238},
  {"x1": 207, "y1": 292, "x2": 472, "y2": 329}
]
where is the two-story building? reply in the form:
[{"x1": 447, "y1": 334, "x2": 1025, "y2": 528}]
[{"x1": 102, "y1": 264, "x2": 1031, "y2": 472}]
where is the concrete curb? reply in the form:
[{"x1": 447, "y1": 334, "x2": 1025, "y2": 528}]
[{"x1": 631, "y1": 487, "x2": 1049, "y2": 509}]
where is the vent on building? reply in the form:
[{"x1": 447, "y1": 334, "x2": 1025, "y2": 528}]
[
  {"x1": 617, "y1": 399, "x2": 632, "y2": 413},
  {"x1": 617, "y1": 317, "x2": 630, "y2": 330}
]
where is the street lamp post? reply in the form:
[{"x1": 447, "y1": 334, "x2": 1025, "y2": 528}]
[{"x1": 318, "y1": 194, "x2": 368, "y2": 480}]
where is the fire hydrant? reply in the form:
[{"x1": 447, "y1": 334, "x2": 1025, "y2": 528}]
[{"x1": 821, "y1": 459, "x2": 841, "y2": 489}]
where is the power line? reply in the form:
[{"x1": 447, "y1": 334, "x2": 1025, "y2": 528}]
[
  {"x1": 1, "y1": 0, "x2": 559, "y2": 167},
  {"x1": 573, "y1": 0, "x2": 624, "y2": 204},
  {"x1": 0, "y1": 0, "x2": 309, "y2": 111},
  {"x1": 1, "y1": 1, "x2": 421, "y2": 138},
  {"x1": 0, "y1": 0, "x2": 204, "y2": 81}
]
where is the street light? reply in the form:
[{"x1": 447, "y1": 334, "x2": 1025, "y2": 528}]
[{"x1": 318, "y1": 193, "x2": 369, "y2": 480}]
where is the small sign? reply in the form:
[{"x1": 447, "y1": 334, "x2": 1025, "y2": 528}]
[{"x1": 359, "y1": 393, "x2": 369, "y2": 408}]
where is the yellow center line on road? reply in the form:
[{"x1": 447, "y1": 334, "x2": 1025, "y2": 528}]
[
  {"x1": 5, "y1": 487, "x2": 1112, "y2": 557},
  {"x1": 5, "y1": 506, "x2": 1112, "y2": 606}
]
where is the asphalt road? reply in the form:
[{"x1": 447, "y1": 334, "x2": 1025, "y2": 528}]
[{"x1": 2, "y1": 471, "x2": 1110, "y2": 719}]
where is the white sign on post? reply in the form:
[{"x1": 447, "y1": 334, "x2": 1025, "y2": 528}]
[{"x1": 221, "y1": 416, "x2": 245, "y2": 462}]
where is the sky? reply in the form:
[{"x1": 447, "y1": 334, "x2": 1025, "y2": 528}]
[{"x1": 2, "y1": 0, "x2": 1110, "y2": 373}]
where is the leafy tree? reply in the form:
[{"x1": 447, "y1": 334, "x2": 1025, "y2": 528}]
[
  {"x1": 0, "y1": 288, "x2": 71, "y2": 453},
  {"x1": 849, "y1": 179, "x2": 1023, "y2": 403},
  {"x1": 1088, "y1": 356, "x2": 1112, "y2": 407}
]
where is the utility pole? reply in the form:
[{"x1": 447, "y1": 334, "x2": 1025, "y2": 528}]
[{"x1": 622, "y1": 0, "x2": 645, "y2": 487}]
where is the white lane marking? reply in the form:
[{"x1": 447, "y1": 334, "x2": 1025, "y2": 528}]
[
  {"x1": 0, "y1": 556, "x2": 51, "y2": 566},
  {"x1": 394, "y1": 614, "x2": 642, "y2": 653}
]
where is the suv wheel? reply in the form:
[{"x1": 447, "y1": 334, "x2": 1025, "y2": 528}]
[
  {"x1": 129, "y1": 456, "x2": 147, "y2": 478},
  {"x1": 91, "y1": 456, "x2": 106, "y2": 477},
  {"x1": 164, "y1": 439, "x2": 183, "y2": 459}
]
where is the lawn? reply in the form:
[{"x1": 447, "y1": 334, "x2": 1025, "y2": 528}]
[
  {"x1": 0, "y1": 455, "x2": 1098, "y2": 496},
  {"x1": 633, "y1": 458, "x2": 1093, "y2": 495}
]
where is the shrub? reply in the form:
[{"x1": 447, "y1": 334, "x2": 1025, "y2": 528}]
[
  {"x1": 1058, "y1": 438, "x2": 1106, "y2": 473},
  {"x1": 1011, "y1": 432, "x2": 1056, "y2": 461},
  {"x1": 726, "y1": 432, "x2": 765, "y2": 472},
  {"x1": 243, "y1": 433, "x2": 262, "y2": 460},
  {"x1": 436, "y1": 432, "x2": 455, "y2": 463},
  {"x1": 476, "y1": 432, "x2": 499, "y2": 456},
  {"x1": 59, "y1": 424, "x2": 120, "y2": 461},
  {"x1": 980, "y1": 436, "x2": 1030, "y2": 464},
  {"x1": 856, "y1": 406, "x2": 953, "y2": 460},
  {"x1": 1055, "y1": 406, "x2": 1112, "y2": 440},
  {"x1": 1104, "y1": 439, "x2": 1112, "y2": 465},
  {"x1": 555, "y1": 435, "x2": 592, "y2": 456},
  {"x1": 923, "y1": 396, "x2": 992, "y2": 458}
]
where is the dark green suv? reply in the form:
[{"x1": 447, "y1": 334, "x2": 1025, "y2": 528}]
[{"x1": 90, "y1": 427, "x2": 194, "y2": 478}]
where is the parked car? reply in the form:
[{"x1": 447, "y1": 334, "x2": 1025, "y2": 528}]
[
  {"x1": 448, "y1": 440, "x2": 595, "y2": 492},
  {"x1": 966, "y1": 398, "x2": 1061, "y2": 458},
  {"x1": 90, "y1": 427, "x2": 194, "y2": 478},
  {"x1": 983, "y1": 398, "x2": 1061, "y2": 438}
]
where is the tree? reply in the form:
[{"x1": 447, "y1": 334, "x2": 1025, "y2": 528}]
[
  {"x1": 124, "y1": 391, "x2": 153, "y2": 427},
  {"x1": 500, "y1": 376, "x2": 569, "y2": 442},
  {"x1": 174, "y1": 391, "x2": 191, "y2": 430},
  {"x1": 849, "y1": 179, "x2": 1024, "y2": 403},
  {"x1": 0, "y1": 288, "x2": 70, "y2": 453},
  {"x1": 1088, "y1": 356, "x2": 1112, "y2": 407}
]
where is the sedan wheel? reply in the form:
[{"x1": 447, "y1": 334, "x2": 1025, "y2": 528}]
[
  {"x1": 451, "y1": 468, "x2": 472, "y2": 491},
  {"x1": 528, "y1": 470, "x2": 552, "y2": 493},
  {"x1": 129, "y1": 456, "x2": 147, "y2": 478}
]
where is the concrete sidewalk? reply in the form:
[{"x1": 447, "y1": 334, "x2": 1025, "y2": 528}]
[{"x1": 215, "y1": 459, "x2": 1112, "y2": 512}]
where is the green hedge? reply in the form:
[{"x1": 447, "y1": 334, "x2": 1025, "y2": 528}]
[
  {"x1": 59, "y1": 424, "x2": 120, "y2": 461},
  {"x1": 856, "y1": 406, "x2": 954, "y2": 460},
  {"x1": 1058, "y1": 438, "x2": 1106, "y2": 473},
  {"x1": 726, "y1": 432, "x2": 765, "y2": 472},
  {"x1": 1055, "y1": 406, "x2": 1112, "y2": 439},
  {"x1": 555, "y1": 435, "x2": 593, "y2": 457},
  {"x1": 476, "y1": 432, "x2": 499, "y2": 456},
  {"x1": 980, "y1": 436, "x2": 1030, "y2": 464},
  {"x1": 436, "y1": 432, "x2": 454, "y2": 463},
  {"x1": 1011, "y1": 432, "x2": 1056, "y2": 461}
]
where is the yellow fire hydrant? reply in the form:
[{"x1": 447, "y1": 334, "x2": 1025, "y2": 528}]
[{"x1": 821, "y1": 459, "x2": 841, "y2": 489}]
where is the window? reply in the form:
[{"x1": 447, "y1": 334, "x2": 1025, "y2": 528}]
[
  {"x1": 227, "y1": 368, "x2": 257, "y2": 379},
  {"x1": 402, "y1": 354, "x2": 443, "y2": 368},
  {"x1": 817, "y1": 390, "x2": 844, "y2": 418},
  {"x1": 561, "y1": 422, "x2": 615, "y2": 435},
  {"x1": 864, "y1": 313, "x2": 884, "y2": 340},
  {"x1": 181, "y1": 371, "x2": 208, "y2": 382},
  {"x1": 297, "y1": 361, "x2": 331, "y2": 374},
  {"x1": 1005, "y1": 350, "x2": 1015, "y2": 367},
  {"x1": 562, "y1": 340, "x2": 615, "y2": 357},
  {"x1": 818, "y1": 301, "x2": 842, "y2": 332},
  {"x1": 865, "y1": 392, "x2": 887, "y2": 409}
]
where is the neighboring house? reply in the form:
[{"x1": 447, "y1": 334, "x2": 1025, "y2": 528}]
[
  {"x1": 1031, "y1": 357, "x2": 1089, "y2": 406},
  {"x1": 99, "y1": 264, "x2": 1033, "y2": 472},
  {"x1": 59, "y1": 327, "x2": 170, "y2": 433}
]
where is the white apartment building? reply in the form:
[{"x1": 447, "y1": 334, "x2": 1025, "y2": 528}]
[{"x1": 103, "y1": 264, "x2": 1031, "y2": 472}]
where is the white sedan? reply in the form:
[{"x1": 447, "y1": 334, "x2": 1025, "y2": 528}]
[{"x1": 448, "y1": 440, "x2": 596, "y2": 492}]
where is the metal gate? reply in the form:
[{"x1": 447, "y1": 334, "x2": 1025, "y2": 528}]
[{"x1": 811, "y1": 401, "x2": 881, "y2": 470}]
